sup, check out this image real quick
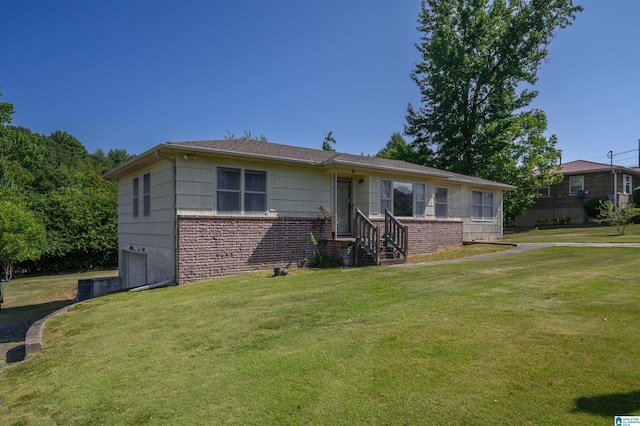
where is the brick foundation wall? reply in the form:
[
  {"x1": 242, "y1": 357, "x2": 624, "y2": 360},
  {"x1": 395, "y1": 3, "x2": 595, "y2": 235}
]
[
  {"x1": 371, "y1": 218, "x2": 463, "y2": 256},
  {"x1": 177, "y1": 216, "x2": 462, "y2": 283},
  {"x1": 177, "y1": 216, "x2": 331, "y2": 283}
]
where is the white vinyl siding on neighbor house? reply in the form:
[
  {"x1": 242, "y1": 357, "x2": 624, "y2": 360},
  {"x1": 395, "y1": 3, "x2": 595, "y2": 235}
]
[
  {"x1": 569, "y1": 176, "x2": 584, "y2": 196},
  {"x1": 216, "y1": 167, "x2": 267, "y2": 214},
  {"x1": 472, "y1": 191, "x2": 493, "y2": 221},
  {"x1": 380, "y1": 180, "x2": 425, "y2": 217},
  {"x1": 623, "y1": 174, "x2": 632, "y2": 194},
  {"x1": 435, "y1": 187, "x2": 448, "y2": 218}
]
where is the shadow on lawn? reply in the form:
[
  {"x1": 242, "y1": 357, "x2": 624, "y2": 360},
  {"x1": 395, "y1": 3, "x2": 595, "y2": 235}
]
[
  {"x1": 0, "y1": 300, "x2": 74, "y2": 364},
  {"x1": 573, "y1": 391, "x2": 640, "y2": 417}
]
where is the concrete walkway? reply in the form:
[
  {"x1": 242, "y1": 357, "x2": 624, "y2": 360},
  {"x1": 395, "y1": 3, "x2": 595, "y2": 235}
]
[{"x1": 397, "y1": 242, "x2": 640, "y2": 267}]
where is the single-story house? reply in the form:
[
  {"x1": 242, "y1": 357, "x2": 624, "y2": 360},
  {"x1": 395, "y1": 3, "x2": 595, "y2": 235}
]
[
  {"x1": 104, "y1": 139, "x2": 514, "y2": 286},
  {"x1": 514, "y1": 159, "x2": 640, "y2": 226}
]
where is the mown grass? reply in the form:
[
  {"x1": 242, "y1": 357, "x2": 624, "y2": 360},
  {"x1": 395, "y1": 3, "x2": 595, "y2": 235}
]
[
  {"x1": 503, "y1": 223, "x2": 640, "y2": 243},
  {"x1": 1, "y1": 270, "x2": 117, "y2": 309},
  {"x1": 0, "y1": 270, "x2": 117, "y2": 368},
  {"x1": 408, "y1": 243, "x2": 513, "y2": 264},
  {"x1": 1, "y1": 248, "x2": 639, "y2": 424}
]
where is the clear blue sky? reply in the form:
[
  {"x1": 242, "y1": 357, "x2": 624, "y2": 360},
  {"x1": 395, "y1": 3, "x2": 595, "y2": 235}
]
[{"x1": 1, "y1": 1, "x2": 639, "y2": 166}]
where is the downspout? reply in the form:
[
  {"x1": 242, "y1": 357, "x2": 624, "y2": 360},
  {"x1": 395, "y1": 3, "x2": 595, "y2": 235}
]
[
  {"x1": 155, "y1": 150, "x2": 178, "y2": 284},
  {"x1": 129, "y1": 279, "x2": 175, "y2": 292},
  {"x1": 613, "y1": 170, "x2": 618, "y2": 211}
]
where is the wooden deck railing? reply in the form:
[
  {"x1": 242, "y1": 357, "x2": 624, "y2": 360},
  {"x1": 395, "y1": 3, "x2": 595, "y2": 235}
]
[
  {"x1": 355, "y1": 209, "x2": 380, "y2": 265},
  {"x1": 384, "y1": 209, "x2": 408, "y2": 259}
]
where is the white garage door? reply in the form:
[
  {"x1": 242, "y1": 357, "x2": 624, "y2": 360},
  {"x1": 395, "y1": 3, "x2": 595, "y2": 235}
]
[{"x1": 123, "y1": 251, "x2": 147, "y2": 289}]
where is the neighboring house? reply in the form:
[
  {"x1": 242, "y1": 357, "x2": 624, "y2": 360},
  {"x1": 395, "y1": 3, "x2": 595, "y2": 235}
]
[
  {"x1": 104, "y1": 139, "x2": 514, "y2": 286},
  {"x1": 514, "y1": 160, "x2": 640, "y2": 226}
]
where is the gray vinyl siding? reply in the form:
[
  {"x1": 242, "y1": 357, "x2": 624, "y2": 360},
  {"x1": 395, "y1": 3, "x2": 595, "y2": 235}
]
[{"x1": 117, "y1": 160, "x2": 175, "y2": 285}]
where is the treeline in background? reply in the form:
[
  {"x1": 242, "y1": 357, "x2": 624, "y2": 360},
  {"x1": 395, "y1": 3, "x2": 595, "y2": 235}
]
[{"x1": 1, "y1": 101, "x2": 131, "y2": 277}]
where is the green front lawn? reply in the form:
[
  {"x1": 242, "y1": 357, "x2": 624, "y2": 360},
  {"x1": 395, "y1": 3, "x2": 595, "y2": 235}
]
[
  {"x1": 0, "y1": 270, "x2": 117, "y2": 368},
  {"x1": 503, "y1": 223, "x2": 640, "y2": 243},
  {"x1": 0, "y1": 248, "x2": 638, "y2": 424}
]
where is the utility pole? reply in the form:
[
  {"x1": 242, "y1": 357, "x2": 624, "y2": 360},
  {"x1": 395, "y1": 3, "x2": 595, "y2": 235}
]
[{"x1": 608, "y1": 150, "x2": 616, "y2": 210}]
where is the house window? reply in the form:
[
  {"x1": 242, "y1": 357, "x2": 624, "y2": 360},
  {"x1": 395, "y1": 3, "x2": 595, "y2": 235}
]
[
  {"x1": 380, "y1": 180, "x2": 425, "y2": 217},
  {"x1": 415, "y1": 183, "x2": 426, "y2": 218},
  {"x1": 393, "y1": 182, "x2": 413, "y2": 216},
  {"x1": 537, "y1": 184, "x2": 550, "y2": 198},
  {"x1": 472, "y1": 190, "x2": 493, "y2": 221},
  {"x1": 244, "y1": 170, "x2": 267, "y2": 212},
  {"x1": 380, "y1": 180, "x2": 392, "y2": 213},
  {"x1": 569, "y1": 176, "x2": 584, "y2": 196},
  {"x1": 143, "y1": 173, "x2": 151, "y2": 217},
  {"x1": 217, "y1": 167, "x2": 267, "y2": 214},
  {"x1": 435, "y1": 187, "x2": 448, "y2": 218},
  {"x1": 132, "y1": 177, "x2": 139, "y2": 218},
  {"x1": 623, "y1": 174, "x2": 632, "y2": 194}
]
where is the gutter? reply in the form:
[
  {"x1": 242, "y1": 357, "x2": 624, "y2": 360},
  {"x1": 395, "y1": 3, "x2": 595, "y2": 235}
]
[
  {"x1": 159, "y1": 144, "x2": 326, "y2": 167},
  {"x1": 106, "y1": 142, "x2": 515, "y2": 191}
]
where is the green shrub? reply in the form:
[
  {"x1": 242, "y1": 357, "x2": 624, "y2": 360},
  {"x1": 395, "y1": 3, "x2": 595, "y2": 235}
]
[
  {"x1": 308, "y1": 232, "x2": 342, "y2": 268},
  {"x1": 595, "y1": 200, "x2": 640, "y2": 235},
  {"x1": 633, "y1": 187, "x2": 640, "y2": 206},
  {"x1": 584, "y1": 197, "x2": 608, "y2": 218}
]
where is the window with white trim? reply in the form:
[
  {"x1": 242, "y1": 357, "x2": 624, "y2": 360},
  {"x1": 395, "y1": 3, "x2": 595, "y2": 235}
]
[
  {"x1": 435, "y1": 187, "x2": 448, "y2": 218},
  {"x1": 472, "y1": 191, "x2": 493, "y2": 221},
  {"x1": 623, "y1": 174, "x2": 632, "y2": 194},
  {"x1": 217, "y1": 167, "x2": 267, "y2": 214},
  {"x1": 569, "y1": 176, "x2": 584, "y2": 196},
  {"x1": 143, "y1": 173, "x2": 151, "y2": 217},
  {"x1": 537, "y1": 184, "x2": 550, "y2": 198},
  {"x1": 380, "y1": 180, "x2": 424, "y2": 217},
  {"x1": 415, "y1": 183, "x2": 426, "y2": 217},
  {"x1": 132, "y1": 177, "x2": 139, "y2": 218},
  {"x1": 380, "y1": 180, "x2": 392, "y2": 213}
]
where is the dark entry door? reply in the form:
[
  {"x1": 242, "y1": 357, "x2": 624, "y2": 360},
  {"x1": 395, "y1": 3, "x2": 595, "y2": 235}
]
[{"x1": 337, "y1": 180, "x2": 352, "y2": 236}]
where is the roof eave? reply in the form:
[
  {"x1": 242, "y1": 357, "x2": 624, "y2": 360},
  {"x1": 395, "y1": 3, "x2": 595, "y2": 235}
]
[
  {"x1": 103, "y1": 142, "x2": 515, "y2": 190},
  {"x1": 103, "y1": 143, "x2": 325, "y2": 179},
  {"x1": 322, "y1": 158, "x2": 451, "y2": 179}
]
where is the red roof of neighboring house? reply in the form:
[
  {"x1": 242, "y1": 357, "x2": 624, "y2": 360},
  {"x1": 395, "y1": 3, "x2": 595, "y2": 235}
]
[{"x1": 558, "y1": 160, "x2": 640, "y2": 175}]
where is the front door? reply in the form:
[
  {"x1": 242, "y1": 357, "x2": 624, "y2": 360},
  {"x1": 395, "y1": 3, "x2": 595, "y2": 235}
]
[{"x1": 337, "y1": 179, "x2": 352, "y2": 236}]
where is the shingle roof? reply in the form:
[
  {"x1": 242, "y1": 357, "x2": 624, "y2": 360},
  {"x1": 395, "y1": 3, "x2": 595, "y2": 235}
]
[
  {"x1": 105, "y1": 138, "x2": 515, "y2": 190},
  {"x1": 558, "y1": 160, "x2": 640, "y2": 175}
]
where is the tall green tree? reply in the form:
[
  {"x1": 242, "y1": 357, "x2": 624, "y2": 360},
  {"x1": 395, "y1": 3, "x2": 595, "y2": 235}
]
[
  {"x1": 322, "y1": 131, "x2": 336, "y2": 151},
  {"x1": 0, "y1": 92, "x2": 14, "y2": 126},
  {"x1": 0, "y1": 201, "x2": 46, "y2": 281},
  {"x1": 0, "y1": 93, "x2": 126, "y2": 274},
  {"x1": 405, "y1": 0, "x2": 581, "y2": 222},
  {"x1": 376, "y1": 132, "x2": 417, "y2": 162},
  {"x1": 91, "y1": 148, "x2": 135, "y2": 174}
]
